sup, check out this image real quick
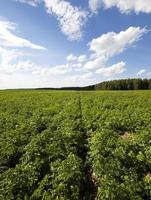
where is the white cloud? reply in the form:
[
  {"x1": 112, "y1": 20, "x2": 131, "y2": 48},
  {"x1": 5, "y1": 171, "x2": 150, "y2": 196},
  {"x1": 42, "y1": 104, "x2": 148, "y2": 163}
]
[
  {"x1": 0, "y1": 19, "x2": 46, "y2": 50},
  {"x1": 89, "y1": 0, "x2": 151, "y2": 14},
  {"x1": 89, "y1": 0, "x2": 101, "y2": 13},
  {"x1": 0, "y1": 47, "x2": 38, "y2": 73},
  {"x1": 67, "y1": 27, "x2": 147, "y2": 78},
  {"x1": 66, "y1": 54, "x2": 87, "y2": 63},
  {"x1": 0, "y1": 46, "x2": 22, "y2": 73},
  {"x1": 136, "y1": 69, "x2": 151, "y2": 77},
  {"x1": 15, "y1": 0, "x2": 41, "y2": 7},
  {"x1": 33, "y1": 64, "x2": 70, "y2": 76},
  {"x1": 96, "y1": 61, "x2": 126, "y2": 76},
  {"x1": 0, "y1": 19, "x2": 47, "y2": 77},
  {"x1": 0, "y1": 44, "x2": 70, "y2": 76},
  {"x1": 136, "y1": 69, "x2": 146, "y2": 76},
  {"x1": 102, "y1": 0, "x2": 151, "y2": 14},
  {"x1": 83, "y1": 27, "x2": 146, "y2": 71},
  {"x1": 0, "y1": 53, "x2": 70, "y2": 77},
  {"x1": 43, "y1": 0, "x2": 88, "y2": 40},
  {"x1": 0, "y1": 46, "x2": 18, "y2": 66},
  {"x1": 84, "y1": 56, "x2": 106, "y2": 70},
  {"x1": 78, "y1": 54, "x2": 87, "y2": 62},
  {"x1": 0, "y1": 45, "x2": 96, "y2": 87},
  {"x1": 12, "y1": 60, "x2": 38, "y2": 72},
  {"x1": 66, "y1": 54, "x2": 77, "y2": 62},
  {"x1": 89, "y1": 27, "x2": 147, "y2": 59}
]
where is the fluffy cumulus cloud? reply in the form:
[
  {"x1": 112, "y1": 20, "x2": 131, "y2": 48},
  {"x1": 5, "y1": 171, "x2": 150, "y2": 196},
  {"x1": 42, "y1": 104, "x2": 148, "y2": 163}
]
[
  {"x1": 89, "y1": 27, "x2": 147, "y2": 59},
  {"x1": 89, "y1": 0, "x2": 151, "y2": 14},
  {"x1": 0, "y1": 20, "x2": 46, "y2": 50},
  {"x1": 96, "y1": 61, "x2": 126, "y2": 76},
  {"x1": 43, "y1": 0, "x2": 88, "y2": 40},
  {"x1": 82, "y1": 26, "x2": 147, "y2": 76},
  {"x1": 84, "y1": 56, "x2": 106, "y2": 70}
]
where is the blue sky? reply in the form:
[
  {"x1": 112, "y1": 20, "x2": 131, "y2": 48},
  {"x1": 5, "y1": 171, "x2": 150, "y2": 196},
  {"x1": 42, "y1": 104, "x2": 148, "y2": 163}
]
[{"x1": 0, "y1": 0, "x2": 151, "y2": 88}]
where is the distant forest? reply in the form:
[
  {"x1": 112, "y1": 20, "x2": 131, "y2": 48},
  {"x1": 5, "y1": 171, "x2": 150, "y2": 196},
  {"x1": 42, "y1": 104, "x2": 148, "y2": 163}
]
[{"x1": 92, "y1": 78, "x2": 151, "y2": 90}]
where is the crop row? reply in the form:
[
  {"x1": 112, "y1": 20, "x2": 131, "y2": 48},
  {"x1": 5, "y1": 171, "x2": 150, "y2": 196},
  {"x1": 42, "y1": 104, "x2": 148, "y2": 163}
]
[
  {"x1": 81, "y1": 91, "x2": 151, "y2": 199},
  {"x1": 0, "y1": 92, "x2": 85, "y2": 199}
]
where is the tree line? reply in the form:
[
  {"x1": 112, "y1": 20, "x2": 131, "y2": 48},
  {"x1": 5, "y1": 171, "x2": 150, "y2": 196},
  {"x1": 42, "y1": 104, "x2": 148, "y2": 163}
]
[{"x1": 85, "y1": 79, "x2": 151, "y2": 90}]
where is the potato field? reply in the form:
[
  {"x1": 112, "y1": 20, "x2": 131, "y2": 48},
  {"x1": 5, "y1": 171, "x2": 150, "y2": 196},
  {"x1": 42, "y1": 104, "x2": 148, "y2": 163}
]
[{"x1": 0, "y1": 90, "x2": 151, "y2": 200}]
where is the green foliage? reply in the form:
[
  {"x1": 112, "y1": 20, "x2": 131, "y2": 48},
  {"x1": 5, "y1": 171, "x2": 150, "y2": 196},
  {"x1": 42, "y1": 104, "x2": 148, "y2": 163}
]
[
  {"x1": 50, "y1": 153, "x2": 83, "y2": 200},
  {"x1": 81, "y1": 91, "x2": 151, "y2": 199},
  {"x1": 94, "y1": 78, "x2": 151, "y2": 90},
  {"x1": 0, "y1": 90, "x2": 151, "y2": 199}
]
